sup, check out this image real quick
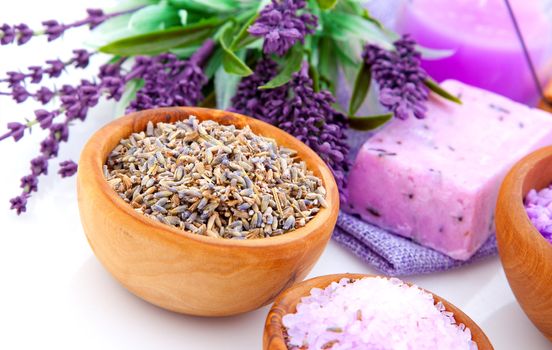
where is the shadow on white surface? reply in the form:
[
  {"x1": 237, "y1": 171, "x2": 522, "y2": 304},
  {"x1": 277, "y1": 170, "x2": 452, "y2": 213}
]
[
  {"x1": 69, "y1": 257, "x2": 267, "y2": 349},
  {"x1": 481, "y1": 301, "x2": 550, "y2": 350}
]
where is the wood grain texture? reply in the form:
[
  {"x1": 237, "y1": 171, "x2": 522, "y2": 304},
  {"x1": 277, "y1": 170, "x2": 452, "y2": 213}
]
[
  {"x1": 539, "y1": 81, "x2": 552, "y2": 113},
  {"x1": 496, "y1": 146, "x2": 552, "y2": 341},
  {"x1": 263, "y1": 274, "x2": 493, "y2": 350},
  {"x1": 77, "y1": 107, "x2": 339, "y2": 316}
]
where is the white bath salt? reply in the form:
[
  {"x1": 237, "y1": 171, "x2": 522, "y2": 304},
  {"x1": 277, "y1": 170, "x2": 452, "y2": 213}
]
[{"x1": 282, "y1": 277, "x2": 477, "y2": 350}]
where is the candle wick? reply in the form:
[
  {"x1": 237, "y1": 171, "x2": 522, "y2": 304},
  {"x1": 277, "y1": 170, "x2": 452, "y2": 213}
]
[{"x1": 503, "y1": 0, "x2": 552, "y2": 107}]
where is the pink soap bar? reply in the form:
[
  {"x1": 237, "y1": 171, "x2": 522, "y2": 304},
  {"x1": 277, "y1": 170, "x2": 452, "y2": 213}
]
[{"x1": 347, "y1": 80, "x2": 552, "y2": 260}]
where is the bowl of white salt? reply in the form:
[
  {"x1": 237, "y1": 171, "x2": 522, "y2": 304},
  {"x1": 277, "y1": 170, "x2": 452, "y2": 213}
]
[{"x1": 264, "y1": 273, "x2": 493, "y2": 350}]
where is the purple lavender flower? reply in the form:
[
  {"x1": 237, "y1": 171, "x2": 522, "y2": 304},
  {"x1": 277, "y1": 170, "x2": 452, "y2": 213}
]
[
  {"x1": 0, "y1": 122, "x2": 26, "y2": 142},
  {"x1": 14, "y1": 24, "x2": 33, "y2": 45},
  {"x1": 363, "y1": 35, "x2": 429, "y2": 119},
  {"x1": 127, "y1": 40, "x2": 214, "y2": 112},
  {"x1": 1, "y1": 39, "x2": 214, "y2": 214},
  {"x1": 28, "y1": 66, "x2": 44, "y2": 83},
  {"x1": 9, "y1": 194, "x2": 29, "y2": 215},
  {"x1": 230, "y1": 59, "x2": 287, "y2": 124},
  {"x1": 58, "y1": 160, "x2": 78, "y2": 178},
  {"x1": 20, "y1": 175, "x2": 38, "y2": 193},
  {"x1": 31, "y1": 156, "x2": 49, "y2": 176},
  {"x1": 11, "y1": 84, "x2": 30, "y2": 103},
  {"x1": 0, "y1": 24, "x2": 15, "y2": 45},
  {"x1": 6, "y1": 71, "x2": 25, "y2": 87},
  {"x1": 42, "y1": 20, "x2": 65, "y2": 41},
  {"x1": 363, "y1": 35, "x2": 429, "y2": 120},
  {"x1": 232, "y1": 61, "x2": 350, "y2": 196},
  {"x1": 35, "y1": 87, "x2": 54, "y2": 104},
  {"x1": 1, "y1": 8, "x2": 141, "y2": 46},
  {"x1": 45, "y1": 59, "x2": 65, "y2": 78},
  {"x1": 72, "y1": 49, "x2": 93, "y2": 68},
  {"x1": 50, "y1": 122, "x2": 69, "y2": 142},
  {"x1": 35, "y1": 110, "x2": 56, "y2": 129},
  {"x1": 40, "y1": 137, "x2": 59, "y2": 157},
  {"x1": 249, "y1": 0, "x2": 317, "y2": 56}
]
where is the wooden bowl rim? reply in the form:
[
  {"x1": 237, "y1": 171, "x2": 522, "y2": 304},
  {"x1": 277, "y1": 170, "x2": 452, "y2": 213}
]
[
  {"x1": 498, "y1": 145, "x2": 552, "y2": 251},
  {"x1": 264, "y1": 273, "x2": 494, "y2": 350},
  {"x1": 78, "y1": 106, "x2": 339, "y2": 248}
]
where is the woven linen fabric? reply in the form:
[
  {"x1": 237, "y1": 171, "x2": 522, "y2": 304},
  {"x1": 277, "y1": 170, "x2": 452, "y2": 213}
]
[{"x1": 333, "y1": 211, "x2": 498, "y2": 276}]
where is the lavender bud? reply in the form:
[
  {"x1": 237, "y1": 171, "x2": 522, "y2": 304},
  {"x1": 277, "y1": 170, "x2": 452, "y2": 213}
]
[
  {"x1": 45, "y1": 59, "x2": 65, "y2": 78},
  {"x1": 50, "y1": 123, "x2": 69, "y2": 142},
  {"x1": 363, "y1": 35, "x2": 429, "y2": 120},
  {"x1": 58, "y1": 160, "x2": 78, "y2": 177},
  {"x1": 31, "y1": 156, "x2": 49, "y2": 176},
  {"x1": 14, "y1": 23, "x2": 33, "y2": 45},
  {"x1": 35, "y1": 87, "x2": 54, "y2": 105},
  {"x1": 6, "y1": 122, "x2": 26, "y2": 141},
  {"x1": 40, "y1": 137, "x2": 59, "y2": 157},
  {"x1": 0, "y1": 24, "x2": 15, "y2": 45},
  {"x1": 249, "y1": 0, "x2": 317, "y2": 56},
  {"x1": 6, "y1": 71, "x2": 25, "y2": 87},
  {"x1": 42, "y1": 20, "x2": 65, "y2": 41},
  {"x1": 9, "y1": 194, "x2": 29, "y2": 215},
  {"x1": 11, "y1": 84, "x2": 29, "y2": 103},
  {"x1": 72, "y1": 49, "x2": 92, "y2": 68},
  {"x1": 28, "y1": 66, "x2": 43, "y2": 84},
  {"x1": 20, "y1": 175, "x2": 38, "y2": 193},
  {"x1": 35, "y1": 109, "x2": 55, "y2": 129}
]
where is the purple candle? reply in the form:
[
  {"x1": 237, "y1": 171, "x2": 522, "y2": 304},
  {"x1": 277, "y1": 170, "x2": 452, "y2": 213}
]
[{"x1": 398, "y1": 0, "x2": 552, "y2": 104}]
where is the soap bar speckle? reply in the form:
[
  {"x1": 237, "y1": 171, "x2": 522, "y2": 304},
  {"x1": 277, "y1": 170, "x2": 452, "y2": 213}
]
[{"x1": 347, "y1": 80, "x2": 552, "y2": 260}]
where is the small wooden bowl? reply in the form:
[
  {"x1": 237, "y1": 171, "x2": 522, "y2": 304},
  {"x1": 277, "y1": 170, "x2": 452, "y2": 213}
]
[
  {"x1": 77, "y1": 107, "x2": 339, "y2": 316},
  {"x1": 496, "y1": 146, "x2": 552, "y2": 340},
  {"x1": 264, "y1": 274, "x2": 493, "y2": 350}
]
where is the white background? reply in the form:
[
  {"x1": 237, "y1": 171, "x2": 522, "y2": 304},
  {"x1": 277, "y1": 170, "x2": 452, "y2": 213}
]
[{"x1": 0, "y1": 1, "x2": 550, "y2": 349}]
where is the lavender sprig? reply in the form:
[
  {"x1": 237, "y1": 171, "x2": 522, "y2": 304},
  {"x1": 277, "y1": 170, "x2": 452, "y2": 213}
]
[
  {"x1": 232, "y1": 60, "x2": 350, "y2": 197},
  {"x1": 249, "y1": 0, "x2": 317, "y2": 56},
  {"x1": 2, "y1": 40, "x2": 215, "y2": 214},
  {"x1": 127, "y1": 39, "x2": 214, "y2": 112},
  {"x1": 363, "y1": 35, "x2": 429, "y2": 120},
  {"x1": 0, "y1": 8, "x2": 139, "y2": 46}
]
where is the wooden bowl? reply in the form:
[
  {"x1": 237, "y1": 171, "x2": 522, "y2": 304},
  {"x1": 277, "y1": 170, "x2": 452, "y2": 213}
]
[
  {"x1": 496, "y1": 146, "x2": 552, "y2": 340},
  {"x1": 264, "y1": 274, "x2": 493, "y2": 350},
  {"x1": 77, "y1": 107, "x2": 339, "y2": 316}
]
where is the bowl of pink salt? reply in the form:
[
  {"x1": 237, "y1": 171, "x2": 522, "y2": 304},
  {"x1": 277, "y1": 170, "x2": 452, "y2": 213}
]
[
  {"x1": 496, "y1": 145, "x2": 552, "y2": 341},
  {"x1": 264, "y1": 273, "x2": 493, "y2": 350}
]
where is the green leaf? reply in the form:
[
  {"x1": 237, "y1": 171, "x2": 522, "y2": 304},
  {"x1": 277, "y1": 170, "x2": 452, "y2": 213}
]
[
  {"x1": 99, "y1": 18, "x2": 220, "y2": 55},
  {"x1": 128, "y1": 3, "x2": 181, "y2": 32},
  {"x1": 349, "y1": 113, "x2": 393, "y2": 131},
  {"x1": 204, "y1": 47, "x2": 224, "y2": 79},
  {"x1": 169, "y1": 0, "x2": 238, "y2": 12},
  {"x1": 259, "y1": 45, "x2": 304, "y2": 89},
  {"x1": 219, "y1": 24, "x2": 253, "y2": 76},
  {"x1": 318, "y1": 38, "x2": 339, "y2": 93},
  {"x1": 317, "y1": 0, "x2": 338, "y2": 10},
  {"x1": 85, "y1": 13, "x2": 136, "y2": 47},
  {"x1": 425, "y1": 78, "x2": 462, "y2": 104},
  {"x1": 116, "y1": 78, "x2": 145, "y2": 117},
  {"x1": 215, "y1": 63, "x2": 243, "y2": 109},
  {"x1": 349, "y1": 62, "x2": 371, "y2": 115},
  {"x1": 230, "y1": 12, "x2": 259, "y2": 51},
  {"x1": 170, "y1": 44, "x2": 201, "y2": 58}
]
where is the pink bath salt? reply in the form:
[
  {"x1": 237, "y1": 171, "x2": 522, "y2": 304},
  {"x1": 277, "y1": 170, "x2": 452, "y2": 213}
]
[{"x1": 282, "y1": 277, "x2": 477, "y2": 350}]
